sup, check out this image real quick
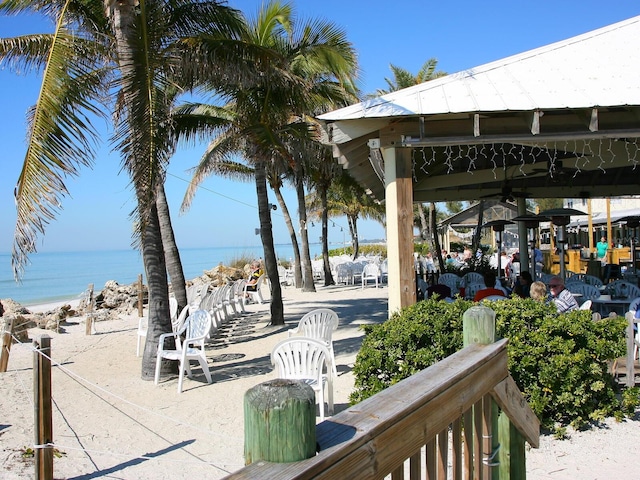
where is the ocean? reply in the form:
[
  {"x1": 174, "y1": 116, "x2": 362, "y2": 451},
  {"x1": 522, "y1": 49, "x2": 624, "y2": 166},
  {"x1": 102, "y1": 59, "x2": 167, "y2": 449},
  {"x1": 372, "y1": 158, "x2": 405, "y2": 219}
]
[{"x1": 0, "y1": 244, "x2": 323, "y2": 306}]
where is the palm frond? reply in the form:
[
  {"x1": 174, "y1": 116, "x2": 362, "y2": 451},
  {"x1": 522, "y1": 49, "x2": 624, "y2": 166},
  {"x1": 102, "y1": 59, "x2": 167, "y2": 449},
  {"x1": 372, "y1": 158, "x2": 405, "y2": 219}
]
[{"x1": 12, "y1": 26, "x2": 108, "y2": 278}]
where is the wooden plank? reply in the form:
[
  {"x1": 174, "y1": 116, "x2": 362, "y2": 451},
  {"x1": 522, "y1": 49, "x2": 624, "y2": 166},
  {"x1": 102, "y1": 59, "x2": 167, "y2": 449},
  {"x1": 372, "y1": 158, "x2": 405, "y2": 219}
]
[
  {"x1": 225, "y1": 341, "x2": 509, "y2": 480},
  {"x1": 482, "y1": 395, "x2": 492, "y2": 480},
  {"x1": 437, "y1": 427, "x2": 448, "y2": 479},
  {"x1": 425, "y1": 439, "x2": 436, "y2": 480},
  {"x1": 463, "y1": 409, "x2": 473, "y2": 479},
  {"x1": 473, "y1": 400, "x2": 483, "y2": 480},
  {"x1": 490, "y1": 375, "x2": 540, "y2": 448},
  {"x1": 452, "y1": 418, "x2": 462, "y2": 480},
  {"x1": 409, "y1": 450, "x2": 421, "y2": 480}
]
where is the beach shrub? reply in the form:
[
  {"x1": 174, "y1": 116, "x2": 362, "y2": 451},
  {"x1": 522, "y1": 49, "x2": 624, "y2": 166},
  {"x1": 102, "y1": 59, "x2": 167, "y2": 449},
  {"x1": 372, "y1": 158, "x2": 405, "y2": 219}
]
[
  {"x1": 328, "y1": 244, "x2": 387, "y2": 258},
  {"x1": 350, "y1": 297, "x2": 630, "y2": 428}
]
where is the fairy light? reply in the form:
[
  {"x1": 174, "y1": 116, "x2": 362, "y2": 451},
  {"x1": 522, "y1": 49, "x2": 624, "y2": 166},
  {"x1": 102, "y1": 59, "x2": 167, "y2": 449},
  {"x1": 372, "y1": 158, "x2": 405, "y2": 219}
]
[{"x1": 412, "y1": 138, "x2": 640, "y2": 182}]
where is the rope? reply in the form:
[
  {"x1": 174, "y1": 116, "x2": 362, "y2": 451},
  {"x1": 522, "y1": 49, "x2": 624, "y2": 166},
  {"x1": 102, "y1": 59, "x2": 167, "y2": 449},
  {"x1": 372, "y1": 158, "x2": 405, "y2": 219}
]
[{"x1": 32, "y1": 442, "x2": 241, "y2": 472}]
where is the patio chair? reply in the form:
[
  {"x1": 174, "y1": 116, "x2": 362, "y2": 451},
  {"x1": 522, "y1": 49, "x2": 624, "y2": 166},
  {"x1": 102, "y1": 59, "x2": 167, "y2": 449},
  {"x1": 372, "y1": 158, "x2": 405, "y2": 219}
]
[
  {"x1": 566, "y1": 282, "x2": 601, "y2": 301},
  {"x1": 243, "y1": 274, "x2": 266, "y2": 304},
  {"x1": 465, "y1": 282, "x2": 485, "y2": 300},
  {"x1": 437, "y1": 273, "x2": 460, "y2": 294},
  {"x1": 462, "y1": 272, "x2": 484, "y2": 287},
  {"x1": 426, "y1": 284, "x2": 452, "y2": 300},
  {"x1": 271, "y1": 337, "x2": 333, "y2": 420},
  {"x1": 288, "y1": 308, "x2": 339, "y2": 380},
  {"x1": 154, "y1": 309, "x2": 213, "y2": 393},
  {"x1": 579, "y1": 299, "x2": 593, "y2": 310},
  {"x1": 566, "y1": 274, "x2": 603, "y2": 287},
  {"x1": 604, "y1": 280, "x2": 640, "y2": 300},
  {"x1": 362, "y1": 263, "x2": 381, "y2": 288}
]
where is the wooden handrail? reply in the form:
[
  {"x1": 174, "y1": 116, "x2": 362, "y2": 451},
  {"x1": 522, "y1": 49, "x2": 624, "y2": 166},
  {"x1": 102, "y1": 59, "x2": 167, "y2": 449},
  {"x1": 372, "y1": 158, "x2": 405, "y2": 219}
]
[{"x1": 225, "y1": 339, "x2": 539, "y2": 479}]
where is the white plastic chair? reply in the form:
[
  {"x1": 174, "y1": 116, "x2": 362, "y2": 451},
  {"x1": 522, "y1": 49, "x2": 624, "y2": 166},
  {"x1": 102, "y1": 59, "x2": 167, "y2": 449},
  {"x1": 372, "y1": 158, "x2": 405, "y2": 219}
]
[
  {"x1": 334, "y1": 263, "x2": 352, "y2": 285},
  {"x1": 462, "y1": 272, "x2": 483, "y2": 287},
  {"x1": 243, "y1": 274, "x2": 266, "y2": 304},
  {"x1": 288, "y1": 308, "x2": 339, "y2": 381},
  {"x1": 604, "y1": 280, "x2": 640, "y2": 300},
  {"x1": 465, "y1": 282, "x2": 485, "y2": 300},
  {"x1": 566, "y1": 274, "x2": 603, "y2": 287},
  {"x1": 437, "y1": 273, "x2": 460, "y2": 294},
  {"x1": 137, "y1": 297, "x2": 180, "y2": 357},
  {"x1": 271, "y1": 337, "x2": 333, "y2": 420},
  {"x1": 362, "y1": 263, "x2": 381, "y2": 288},
  {"x1": 579, "y1": 299, "x2": 593, "y2": 310},
  {"x1": 566, "y1": 282, "x2": 601, "y2": 301},
  {"x1": 136, "y1": 316, "x2": 147, "y2": 357},
  {"x1": 154, "y1": 309, "x2": 213, "y2": 393}
]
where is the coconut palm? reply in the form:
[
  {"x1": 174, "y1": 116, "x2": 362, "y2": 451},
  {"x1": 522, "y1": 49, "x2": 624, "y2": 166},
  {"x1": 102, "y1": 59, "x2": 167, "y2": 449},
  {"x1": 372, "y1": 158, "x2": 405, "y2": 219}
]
[
  {"x1": 373, "y1": 58, "x2": 446, "y2": 96},
  {"x1": 309, "y1": 171, "x2": 385, "y2": 260},
  {"x1": 0, "y1": 0, "x2": 252, "y2": 378},
  {"x1": 179, "y1": 1, "x2": 358, "y2": 322},
  {"x1": 370, "y1": 58, "x2": 448, "y2": 267}
]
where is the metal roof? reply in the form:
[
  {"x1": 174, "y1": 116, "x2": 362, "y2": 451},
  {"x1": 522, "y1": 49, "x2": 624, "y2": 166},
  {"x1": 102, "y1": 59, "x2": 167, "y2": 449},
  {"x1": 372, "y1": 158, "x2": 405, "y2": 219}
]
[
  {"x1": 320, "y1": 16, "x2": 640, "y2": 122},
  {"x1": 317, "y1": 16, "x2": 640, "y2": 203}
]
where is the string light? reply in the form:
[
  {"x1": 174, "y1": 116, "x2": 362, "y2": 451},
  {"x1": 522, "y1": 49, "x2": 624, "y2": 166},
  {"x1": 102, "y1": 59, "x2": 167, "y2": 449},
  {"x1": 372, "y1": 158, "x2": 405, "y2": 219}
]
[{"x1": 412, "y1": 138, "x2": 640, "y2": 179}]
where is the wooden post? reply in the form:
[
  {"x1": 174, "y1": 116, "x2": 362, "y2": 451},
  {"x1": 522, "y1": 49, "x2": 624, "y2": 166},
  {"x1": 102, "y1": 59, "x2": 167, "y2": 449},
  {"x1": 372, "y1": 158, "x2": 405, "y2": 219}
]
[
  {"x1": 85, "y1": 284, "x2": 94, "y2": 336},
  {"x1": 383, "y1": 146, "x2": 416, "y2": 315},
  {"x1": 0, "y1": 315, "x2": 15, "y2": 372},
  {"x1": 34, "y1": 335, "x2": 53, "y2": 480},
  {"x1": 463, "y1": 306, "x2": 499, "y2": 479},
  {"x1": 626, "y1": 311, "x2": 636, "y2": 387},
  {"x1": 137, "y1": 274, "x2": 144, "y2": 318},
  {"x1": 244, "y1": 379, "x2": 316, "y2": 465}
]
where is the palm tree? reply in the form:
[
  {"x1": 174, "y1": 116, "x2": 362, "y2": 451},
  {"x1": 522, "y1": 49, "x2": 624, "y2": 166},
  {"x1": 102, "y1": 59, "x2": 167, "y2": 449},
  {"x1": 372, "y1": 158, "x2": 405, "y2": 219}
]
[
  {"x1": 309, "y1": 171, "x2": 385, "y2": 259},
  {"x1": 179, "y1": 1, "x2": 358, "y2": 322},
  {"x1": 304, "y1": 141, "x2": 343, "y2": 285},
  {"x1": 371, "y1": 58, "x2": 446, "y2": 97},
  {"x1": 1, "y1": 0, "x2": 249, "y2": 378},
  {"x1": 371, "y1": 58, "x2": 448, "y2": 264}
]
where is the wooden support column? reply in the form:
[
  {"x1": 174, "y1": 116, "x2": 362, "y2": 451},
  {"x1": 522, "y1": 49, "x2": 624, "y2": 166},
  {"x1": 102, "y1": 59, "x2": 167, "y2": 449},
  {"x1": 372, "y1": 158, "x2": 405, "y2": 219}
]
[
  {"x1": 383, "y1": 147, "x2": 416, "y2": 315},
  {"x1": 517, "y1": 199, "x2": 530, "y2": 274}
]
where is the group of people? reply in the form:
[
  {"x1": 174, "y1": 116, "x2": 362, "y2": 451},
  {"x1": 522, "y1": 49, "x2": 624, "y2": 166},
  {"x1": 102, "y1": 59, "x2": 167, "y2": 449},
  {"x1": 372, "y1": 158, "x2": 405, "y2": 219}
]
[{"x1": 472, "y1": 269, "x2": 578, "y2": 313}]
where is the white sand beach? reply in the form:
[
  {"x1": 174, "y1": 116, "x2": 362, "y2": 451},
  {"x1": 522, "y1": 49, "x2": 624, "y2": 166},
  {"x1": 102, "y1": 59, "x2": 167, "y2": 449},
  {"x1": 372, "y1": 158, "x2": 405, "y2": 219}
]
[{"x1": 1, "y1": 284, "x2": 638, "y2": 479}]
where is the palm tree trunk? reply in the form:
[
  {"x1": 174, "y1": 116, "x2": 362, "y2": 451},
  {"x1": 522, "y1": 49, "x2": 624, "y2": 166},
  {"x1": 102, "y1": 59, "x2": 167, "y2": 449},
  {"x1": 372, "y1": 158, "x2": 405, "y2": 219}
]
[
  {"x1": 273, "y1": 185, "x2": 302, "y2": 288},
  {"x1": 348, "y1": 215, "x2": 360, "y2": 259},
  {"x1": 472, "y1": 200, "x2": 485, "y2": 253},
  {"x1": 295, "y1": 169, "x2": 315, "y2": 292},
  {"x1": 320, "y1": 186, "x2": 335, "y2": 285},
  {"x1": 140, "y1": 203, "x2": 176, "y2": 379},
  {"x1": 431, "y1": 203, "x2": 445, "y2": 272},
  {"x1": 157, "y1": 183, "x2": 187, "y2": 309},
  {"x1": 418, "y1": 203, "x2": 429, "y2": 240},
  {"x1": 255, "y1": 162, "x2": 284, "y2": 324}
]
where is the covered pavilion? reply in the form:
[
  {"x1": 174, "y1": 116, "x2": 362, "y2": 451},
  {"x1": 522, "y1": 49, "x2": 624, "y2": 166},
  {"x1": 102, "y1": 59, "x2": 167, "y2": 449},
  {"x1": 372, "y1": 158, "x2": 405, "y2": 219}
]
[{"x1": 318, "y1": 16, "x2": 640, "y2": 315}]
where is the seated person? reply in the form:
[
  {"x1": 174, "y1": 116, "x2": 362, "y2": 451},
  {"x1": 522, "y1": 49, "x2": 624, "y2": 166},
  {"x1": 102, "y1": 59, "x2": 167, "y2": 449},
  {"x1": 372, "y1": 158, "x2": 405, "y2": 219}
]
[
  {"x1": 473, "y1": 272, "x2": 507, "y2": 302},
  {"x1": 548, "y1": 276, "x2": 578, "y2": 313},
  {"x1": 426, "y1": 283, "x2": 452, "y2": 300},
  {"x1": 530, "y1": 281, "x2": 548, "y2": 302},
  {"x1": 245, "y1": 261, "x2": 263, "y2": 292},
  {"x1": 513, "y1": 271, "x2": 533, "y2": 298}
]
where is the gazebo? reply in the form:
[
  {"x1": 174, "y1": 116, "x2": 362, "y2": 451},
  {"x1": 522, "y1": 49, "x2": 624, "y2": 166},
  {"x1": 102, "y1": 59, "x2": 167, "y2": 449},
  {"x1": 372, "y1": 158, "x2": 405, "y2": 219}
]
[{"x1": 318, "y1": 16, "x2": 640, "y2": 315}]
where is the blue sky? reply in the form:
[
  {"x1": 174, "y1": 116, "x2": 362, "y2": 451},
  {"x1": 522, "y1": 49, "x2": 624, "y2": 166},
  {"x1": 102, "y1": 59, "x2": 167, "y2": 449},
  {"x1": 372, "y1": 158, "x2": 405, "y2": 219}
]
[{"x1": 1, "y1": 1, "x2": 638, "y2": 255}]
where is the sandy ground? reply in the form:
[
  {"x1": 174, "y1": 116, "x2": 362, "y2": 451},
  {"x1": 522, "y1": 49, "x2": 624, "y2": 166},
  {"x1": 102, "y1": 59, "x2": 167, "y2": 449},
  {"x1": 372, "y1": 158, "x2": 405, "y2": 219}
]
[{"x1": 1, "y1": 284, "x2": 639, "y2": 480}]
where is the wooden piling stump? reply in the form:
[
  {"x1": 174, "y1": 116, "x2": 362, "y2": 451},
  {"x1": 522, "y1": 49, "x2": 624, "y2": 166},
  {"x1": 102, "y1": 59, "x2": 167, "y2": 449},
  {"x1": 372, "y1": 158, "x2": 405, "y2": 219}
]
[{"x1": 244, "y1": 379, "x2": 316, "y2": 465}]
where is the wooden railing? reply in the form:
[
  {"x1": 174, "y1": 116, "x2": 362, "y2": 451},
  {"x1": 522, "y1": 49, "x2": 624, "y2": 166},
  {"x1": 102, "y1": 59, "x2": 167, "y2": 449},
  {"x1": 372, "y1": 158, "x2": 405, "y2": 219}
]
[{"x1": 225, "y1": 338, "x2": 539, "y2": 479}]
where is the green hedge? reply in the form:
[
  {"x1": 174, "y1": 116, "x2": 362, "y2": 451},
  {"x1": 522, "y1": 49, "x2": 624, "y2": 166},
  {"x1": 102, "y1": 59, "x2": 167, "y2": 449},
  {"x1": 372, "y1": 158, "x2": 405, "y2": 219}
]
[{"x1": 351, "y1": 297, "x2": 636, "y2": 428}]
